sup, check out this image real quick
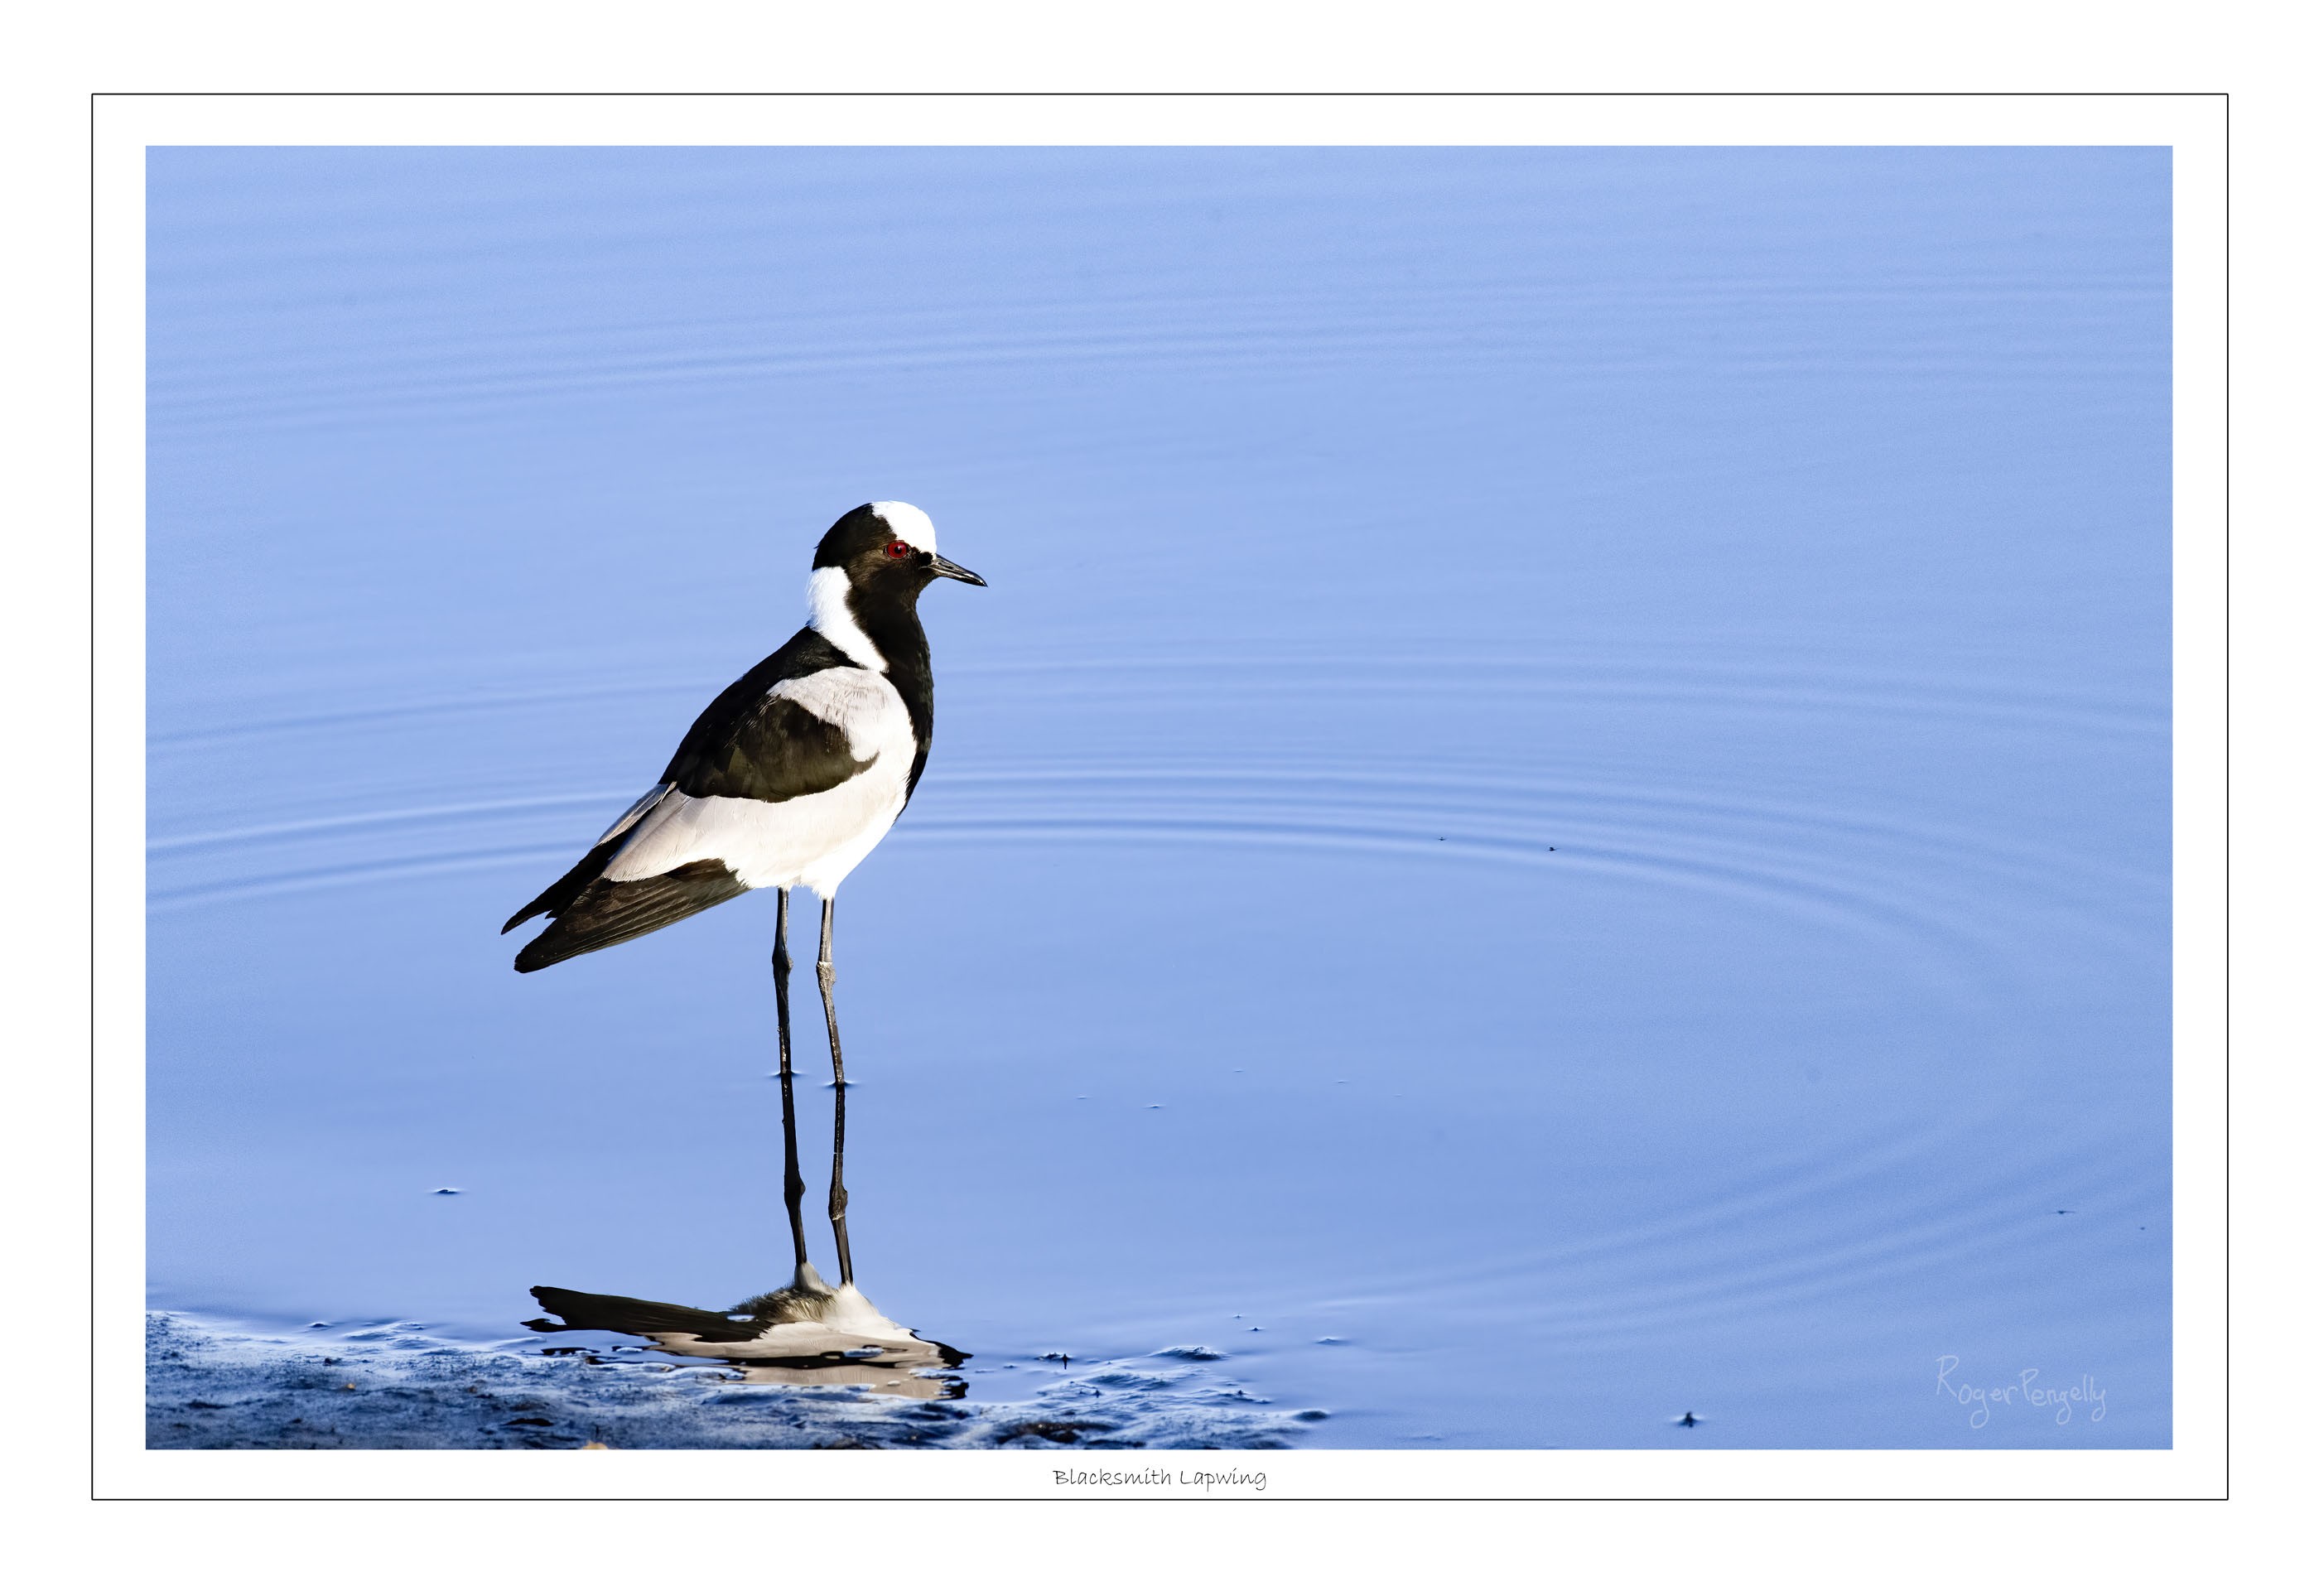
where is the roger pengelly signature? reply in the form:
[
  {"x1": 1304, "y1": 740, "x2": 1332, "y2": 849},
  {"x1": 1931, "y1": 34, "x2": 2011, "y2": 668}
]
[{"x1": 1934, "y1": 1357, "x2": 2105, "y2": 1430}]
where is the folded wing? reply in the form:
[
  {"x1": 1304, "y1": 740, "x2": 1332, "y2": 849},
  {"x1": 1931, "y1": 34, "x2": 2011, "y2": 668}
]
[
  {"x1": 501, "y1": 628, "x2": 904, "y2": 972},
  {"x1": 509, "y1": 857, "x2": 751, "y2": 972}
]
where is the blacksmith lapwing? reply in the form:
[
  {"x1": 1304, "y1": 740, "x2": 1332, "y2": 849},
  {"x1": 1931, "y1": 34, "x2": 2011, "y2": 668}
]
[{"x1": 502, "y1": 501, "x2": 985, "y2": 1281}]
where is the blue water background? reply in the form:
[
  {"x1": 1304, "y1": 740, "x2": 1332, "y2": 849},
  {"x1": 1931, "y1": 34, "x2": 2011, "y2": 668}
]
[{"x1": 147, "y1": 147, "x2": 2172, "y2": 1447}]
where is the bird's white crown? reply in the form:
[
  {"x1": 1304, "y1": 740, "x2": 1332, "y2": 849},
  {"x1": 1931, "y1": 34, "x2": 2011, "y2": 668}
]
[{"x1": 870, "y1": 500, "x2": 937, "y2": 552}]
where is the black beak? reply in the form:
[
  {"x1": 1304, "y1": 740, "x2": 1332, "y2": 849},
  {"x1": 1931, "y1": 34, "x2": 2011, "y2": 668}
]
[{"x1": 928, "y1": 552, "x2": 987, "y2": 587}]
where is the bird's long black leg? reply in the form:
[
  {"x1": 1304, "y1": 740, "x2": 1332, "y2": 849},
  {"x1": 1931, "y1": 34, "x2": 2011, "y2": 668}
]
[
  {"x1": 817, "y1": 894, "x2": 856, "y2": 1285},
  {"x1": 772, "y1": 889, "x2": 810, "y2": 1273}
]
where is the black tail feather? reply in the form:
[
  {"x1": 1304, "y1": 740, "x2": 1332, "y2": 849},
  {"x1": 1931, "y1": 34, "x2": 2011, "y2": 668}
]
[
  {"x1": 528, "y1": 1285, "x2": 759, "y2": 1340},
  {"x1": 511, "y1": 858, "x2": 749, "y2": 972},
  {"x1": 501, "y1": 838, "x2": 620, "y2": 935}
]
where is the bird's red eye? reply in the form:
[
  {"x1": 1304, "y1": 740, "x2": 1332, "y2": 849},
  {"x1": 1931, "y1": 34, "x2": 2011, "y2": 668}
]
[{"x1": 887, "y1": 540, "x2": 910, "y2": 558}]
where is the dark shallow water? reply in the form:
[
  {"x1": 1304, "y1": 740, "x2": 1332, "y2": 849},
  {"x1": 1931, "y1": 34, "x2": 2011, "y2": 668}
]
[
  {"x1": 147, "y1": 147, "x2": 2171, "y2": 1448},
  {"x1": 147, "y1": 1314, "x2": 1307, "y2": 1451}
]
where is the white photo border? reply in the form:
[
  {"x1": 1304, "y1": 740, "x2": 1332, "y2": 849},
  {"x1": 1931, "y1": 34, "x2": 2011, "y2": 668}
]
[{"x1": 93, "y1": 91, "x2": 2226, "y2": 1501}]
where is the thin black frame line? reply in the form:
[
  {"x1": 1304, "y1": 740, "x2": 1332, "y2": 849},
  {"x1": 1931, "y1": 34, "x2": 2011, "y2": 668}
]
[
  {"x1": 89, "y1": 88, "x2": 99, "y2": 1507},
  {"x1": 99, "y1": 1494, "x2": 2224, "y2": 1503},
  {"x1": 2218, "y1": 93, "x2": 2230, "y2": 1502},
  {"x1": 93, "y1": 89, "x2": 2227, "y2": 1502},
  {"x1": 88, "y1": 90, "x2": 2229, "y2": 97}
]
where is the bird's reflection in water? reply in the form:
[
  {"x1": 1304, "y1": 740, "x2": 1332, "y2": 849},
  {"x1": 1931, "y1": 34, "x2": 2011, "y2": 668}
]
[
  {"x1": 523, "y1": 1273, "x2": 966, "y2": 1401},
  {"x1": 524, "y1": 894, "x2": 963, "y2": 1400}
]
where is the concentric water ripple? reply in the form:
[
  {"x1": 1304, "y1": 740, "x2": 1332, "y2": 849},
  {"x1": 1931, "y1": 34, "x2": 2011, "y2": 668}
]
[{"x1": 152, "y1": 681, "x2": 2161, "y2": 1054}]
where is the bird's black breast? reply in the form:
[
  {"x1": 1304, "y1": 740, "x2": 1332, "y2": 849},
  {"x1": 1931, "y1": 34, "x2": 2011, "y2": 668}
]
[
  {"x1": 658, "y1": 628, "x2": 878, "y2": 803},
  {"x1": 851, "y1": 607, "x2": 936, "y2": 803}
]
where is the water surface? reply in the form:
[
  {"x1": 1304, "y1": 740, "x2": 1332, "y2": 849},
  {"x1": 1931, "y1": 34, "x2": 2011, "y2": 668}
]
[{"x1": 147, "y1": 147, "x2": 2171, "y2": 1447}]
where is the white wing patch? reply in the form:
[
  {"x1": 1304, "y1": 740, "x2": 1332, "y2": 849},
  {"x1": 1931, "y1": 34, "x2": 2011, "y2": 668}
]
[
  {"x1": 595, "y1": 781, "x2": 675, "y2": 846},
  {"x1": 769, "y1": 668, "x2": 893, "y2": 759},
  {"x1": 602, "y1": 668, "x2": 917, "y2": 895}
]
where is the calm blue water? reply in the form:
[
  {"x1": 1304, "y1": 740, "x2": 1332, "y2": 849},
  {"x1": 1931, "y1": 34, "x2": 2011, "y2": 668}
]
[{"x1": 147, "y1": 147, "x2": 2171, "y2": 1448}]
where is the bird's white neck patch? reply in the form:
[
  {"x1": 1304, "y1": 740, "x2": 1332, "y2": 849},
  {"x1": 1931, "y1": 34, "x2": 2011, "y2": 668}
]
[
  {"x1": 870, "y1": 500, "x2": 937, "y2": 552},
  {"x1": 807, "y1": 565, "x2": 887, "y2": 671}
]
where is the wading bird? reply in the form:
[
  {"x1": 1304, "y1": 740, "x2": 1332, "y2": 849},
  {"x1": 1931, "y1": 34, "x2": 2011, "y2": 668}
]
[{"x1": 502, "y1": 502, "x2": 985, "y2": 1285}]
